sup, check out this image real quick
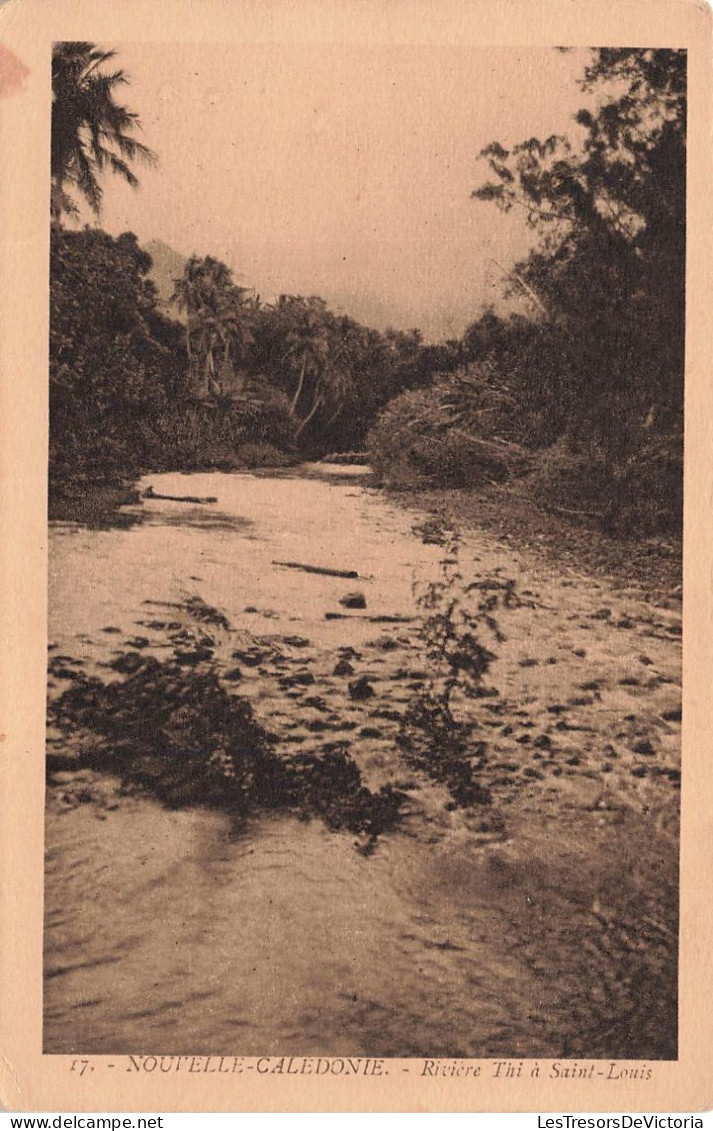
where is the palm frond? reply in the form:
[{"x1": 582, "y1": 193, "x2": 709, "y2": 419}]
[
  {"x1": 50, "y1": 40, "x2": 156, "y2": 220},
  {"x1": 74, "y1": 141, "x2": 102, "y2": 213}
]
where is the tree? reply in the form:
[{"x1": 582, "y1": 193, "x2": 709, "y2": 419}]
[
  {"x1": 261, "y1": 295, "x2": 329, "y2": 413},
  {"x1": 51, "y1": 42, "x2": 156, "y2": 222},
  {"x1": 171, "y1": 256, "x2": 253, "y2": 394},
  {"x1": 473, "y1": 49, "x2": 685, "y2": 399},
  {"x1": 470, "y1": 48, "x2": 685, "y2": 530},
  {"x1": 49, "y1": 227, "x2": 185, "y2": 481}
]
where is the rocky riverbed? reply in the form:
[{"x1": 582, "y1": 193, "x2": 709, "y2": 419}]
[{"x1": 44, "y1": 465, "x2": 681, "y2": 1058}]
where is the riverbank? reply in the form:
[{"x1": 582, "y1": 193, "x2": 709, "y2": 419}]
[
  {"x1": 48, "y1": 446, "x2": 299, "y2": 526},
  {"x1": 48, "y1": 479, "x2": 143, "y2": 527},
  {"x1": 384, "y1": 480, "x2": 682, "y2": 600}
]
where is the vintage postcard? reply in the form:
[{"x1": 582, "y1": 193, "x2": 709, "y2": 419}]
[{"x1": 0, "y1": 0, "x2": 711, "y2": 1114}]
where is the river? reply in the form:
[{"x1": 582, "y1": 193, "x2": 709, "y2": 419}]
[{"x1": 44, "y1": 466, "x2": 681, "y2": 1058}]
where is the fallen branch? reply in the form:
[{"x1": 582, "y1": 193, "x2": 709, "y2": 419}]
[
  {"x1": 368, "y1": 614, "x2": 414, "y2": 624},
  {"x1": 143, "y1": 487, "x2": 218, "y2": 504},
  {"x1": 272, "y1": 560, "x2": 360, "y2": 579},
  {"x1": 451, "y1": 428, "x2": 530, "y2": 458}
]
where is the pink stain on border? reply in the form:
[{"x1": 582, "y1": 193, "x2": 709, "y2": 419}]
[{"x1": 0, "y1": 44, "x2": 30, "y2": 97}]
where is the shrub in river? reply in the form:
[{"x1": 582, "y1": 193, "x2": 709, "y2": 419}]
[
  {"x1": 182, "y1": 595, "x2": 232, "y2": 631},
  {"x1": 289, "y1": 747, "x2": 406, "y2": 846},
  {"x1": 398, "y1": 525, "x2": 513, "y2": 808},
  {"x1": 49, "y1": 655, "x2": 280, "y2": 809},
  {"x1": 48, "y1": 647, "x2": 405, "y2": 842}
]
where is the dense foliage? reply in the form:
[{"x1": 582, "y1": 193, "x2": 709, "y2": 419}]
[
  {"x1": 49, "y1": 227, "x2": 452, "y2": 490},
  {"x1": 49, "y1": 228, "x2": 299, "y2": 489},
  {"x1": 369, "y1": 49, "x2": 685, "y2": 536}
]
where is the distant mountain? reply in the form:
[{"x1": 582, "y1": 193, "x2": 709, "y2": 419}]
[{"x1": 144, "y1": 238, "x2": 187, "y2": 321}]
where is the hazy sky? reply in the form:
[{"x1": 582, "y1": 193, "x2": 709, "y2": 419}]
[{"x1": 84, "y1": 44, "x2": 596, "y2": 341}]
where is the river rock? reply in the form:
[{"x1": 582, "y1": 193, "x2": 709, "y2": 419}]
[
  {"x1": 661, "y1": 702, "x2": 682, "y2": 722},
  {"x1": 339, "y1": 591, "x2": 367, "y2": 610},
  {"x1": 369, "y1": 635, "x2": 400, "y2": 652},
  {"x1": 278, "y1": 671, "x2": 315, "y2": 689},
  {"x1": 175, "y1": 647, "x2": 213, "y2": 666},
  {"x1": 109, "y1": 652, "x2": 145, "y2": 674},
  {"x1": 632, "y1": 738, "x2": 655, "y2": 755},
  {"x1": 349, "y1": 676, "x2": 375, "y2": 700}
]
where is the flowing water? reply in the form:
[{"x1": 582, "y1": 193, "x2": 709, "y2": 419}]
[{"x1": 45, "y1": 467, "x2": 680, "y2": 1057}]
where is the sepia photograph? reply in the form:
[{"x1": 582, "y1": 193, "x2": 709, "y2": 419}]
[{"x1": 42, "y1": 36, "x2": 684, "y2": 1065}]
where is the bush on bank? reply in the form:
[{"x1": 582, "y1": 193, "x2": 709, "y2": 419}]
[
  {"x1": 367, "y1": 364, "x2": 531, "y2": 490},
  {"x1": 367, "y1": 355, "x2": 683, "y2": 540}
]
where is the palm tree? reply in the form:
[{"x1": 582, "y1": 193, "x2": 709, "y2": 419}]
[
  {"x1": 172, "y1": 256, "x2": 253, "y2": 395},
  {"x1": 269, "y1": 296, "x2": 330, "y2": 413},
  {"x1": 51, "y1": 42, "x2": 156, "y2": 222},
  {"x1": 171, "y1": 255, "x2": 211, "y2": 368}
]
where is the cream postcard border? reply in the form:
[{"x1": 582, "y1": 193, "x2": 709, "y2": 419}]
[{"x1": 0, "y1": 0, "x2": 711, "y2": 1113}]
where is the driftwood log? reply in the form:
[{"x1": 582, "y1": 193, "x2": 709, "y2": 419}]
[
  {"x1": 143, "y1": 487, "x2": 218, "y2": 504},
  {"x1": 272, "y1": 560, "x2": 360, "y2": 579}
]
